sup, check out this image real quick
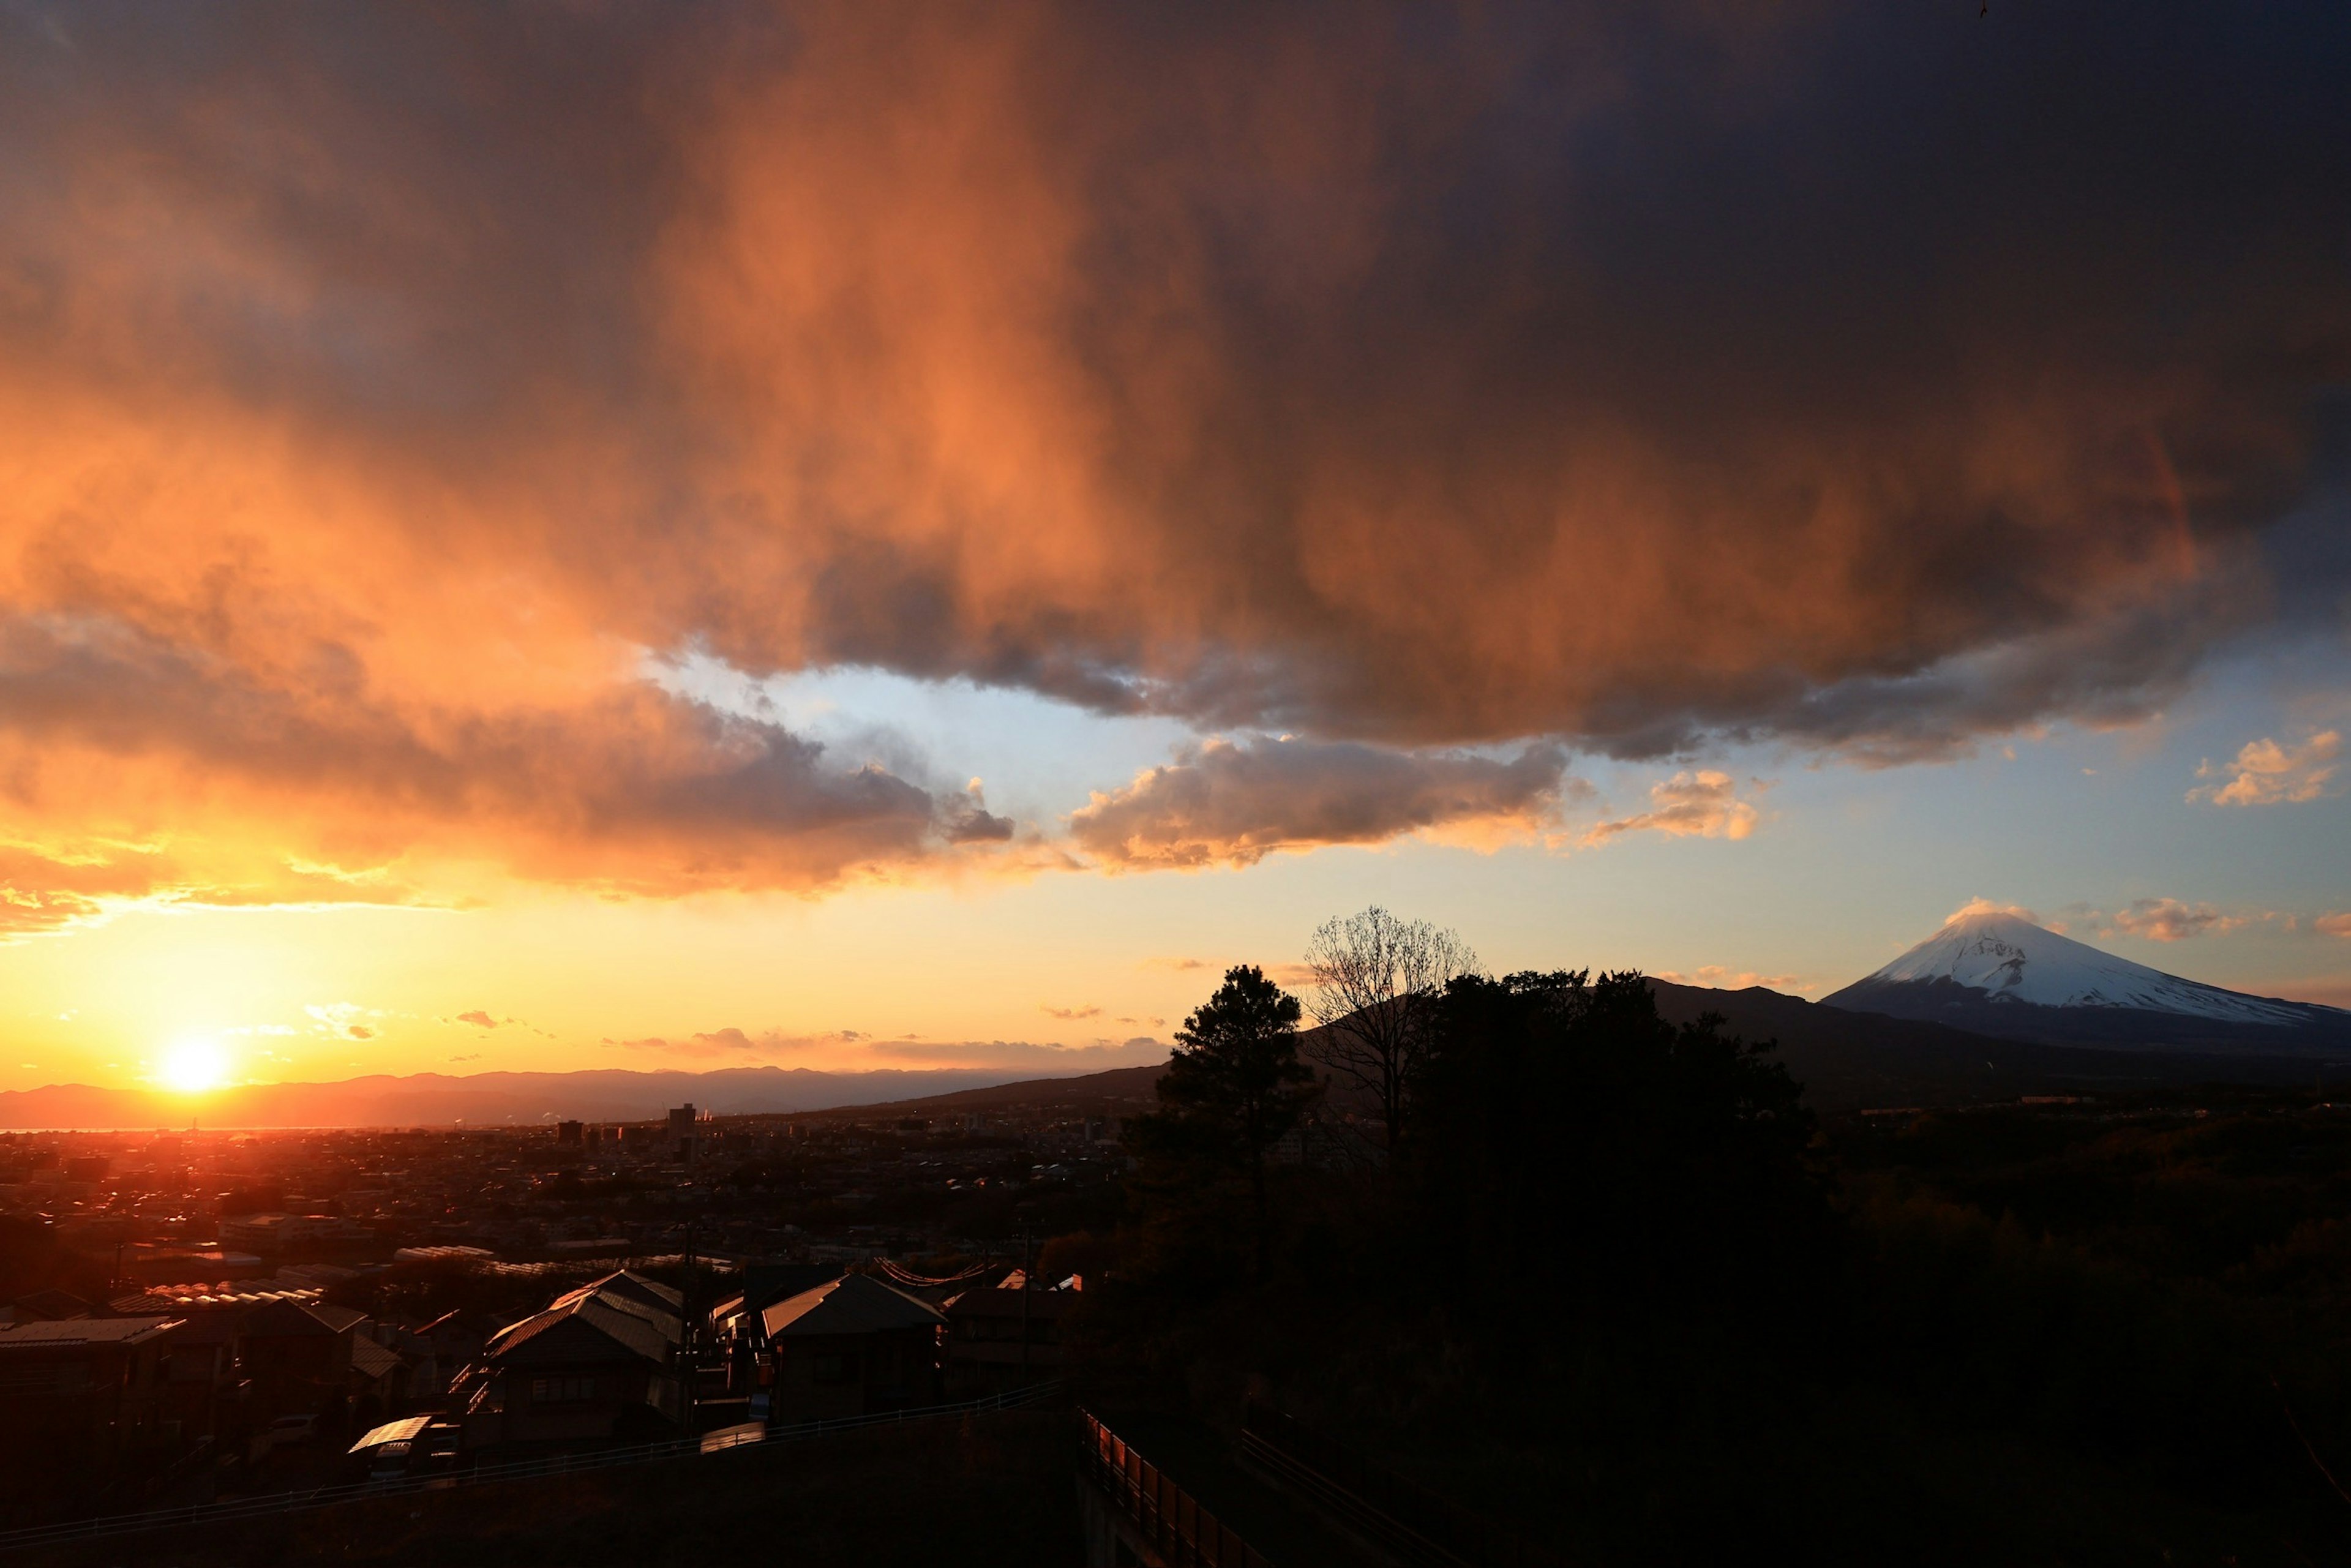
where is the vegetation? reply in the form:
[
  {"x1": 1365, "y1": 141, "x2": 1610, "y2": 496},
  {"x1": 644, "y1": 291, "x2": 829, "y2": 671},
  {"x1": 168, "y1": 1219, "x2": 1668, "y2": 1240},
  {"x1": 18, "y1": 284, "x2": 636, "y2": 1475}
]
[
  {"x1": 1074, "y1": 926, "x2": 2351, "y2": 1566},
  {"x1": 1303, "y1": 906, "x2": 1477, "y2": 1149},
  {"x1": 1123, "y1": 965, "x2": 1319, "y2": 1280}
]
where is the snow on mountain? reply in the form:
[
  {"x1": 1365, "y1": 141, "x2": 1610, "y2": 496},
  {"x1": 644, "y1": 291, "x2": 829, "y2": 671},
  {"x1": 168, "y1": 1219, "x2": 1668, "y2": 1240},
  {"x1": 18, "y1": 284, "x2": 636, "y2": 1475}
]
[
  {"x1": 1852, "y1": 907, "x2": 2317, "y2": 1027},
  {"x1": 1820, "y1": 906, "x2": 2351, "y2": 1049}
]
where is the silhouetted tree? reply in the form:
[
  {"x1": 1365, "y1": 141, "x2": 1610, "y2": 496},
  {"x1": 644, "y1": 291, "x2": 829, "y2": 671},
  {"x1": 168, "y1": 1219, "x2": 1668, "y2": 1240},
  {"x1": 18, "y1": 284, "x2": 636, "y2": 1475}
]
[
  {"x1": 1416, "y1": 969, "x2": 1828, "y2": 1338},
  {"x1": 1304, "y1": 906, "x2": 1479, "y2": 1150},
  {"x1": 1129, "y1": 965, "x2": 1320, "y2": 1277}
]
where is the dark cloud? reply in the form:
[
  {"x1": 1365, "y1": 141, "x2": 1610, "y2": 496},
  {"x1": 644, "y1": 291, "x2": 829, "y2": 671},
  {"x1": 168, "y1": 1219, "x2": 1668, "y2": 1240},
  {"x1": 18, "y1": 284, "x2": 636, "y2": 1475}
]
[
  {"x1": 1071, "y1": 737, "x2": 1575, "y2": 868},
  {"x1": 0, "y1": 0, "x2": 2344, "y2": 895}
]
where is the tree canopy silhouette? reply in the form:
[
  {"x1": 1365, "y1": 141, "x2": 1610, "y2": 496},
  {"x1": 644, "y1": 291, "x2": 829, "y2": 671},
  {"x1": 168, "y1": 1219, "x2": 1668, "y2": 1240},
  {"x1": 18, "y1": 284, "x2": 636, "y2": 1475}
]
[
  {"x1": 1415, "y1": 968, "x2": 1828, "y2": 1337},
  {"x1": 1128, "y1": 964, "x2": 1319, "y2": 1277},
  {"x1": 1303, "y1": 905, "x2": 1479, "y2": 1151}
]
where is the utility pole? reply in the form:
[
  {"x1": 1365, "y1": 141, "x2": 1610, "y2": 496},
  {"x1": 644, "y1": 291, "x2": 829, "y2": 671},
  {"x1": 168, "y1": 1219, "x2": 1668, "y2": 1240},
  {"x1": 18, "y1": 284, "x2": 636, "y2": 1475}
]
[
  {"x1": 1019, "y1": 1223, "x2": 1032, "y2": 1382},
  {"x1": 683, "y1": 1225, "x2": 698, "y2": 1433}
]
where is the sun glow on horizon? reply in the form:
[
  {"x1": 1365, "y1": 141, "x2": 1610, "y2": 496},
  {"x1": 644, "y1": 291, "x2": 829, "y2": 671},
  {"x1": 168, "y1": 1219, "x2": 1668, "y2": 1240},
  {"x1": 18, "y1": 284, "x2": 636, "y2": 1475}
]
[{"x1": 156, "y1": 1037, "x2": 228, "y2": 1094}]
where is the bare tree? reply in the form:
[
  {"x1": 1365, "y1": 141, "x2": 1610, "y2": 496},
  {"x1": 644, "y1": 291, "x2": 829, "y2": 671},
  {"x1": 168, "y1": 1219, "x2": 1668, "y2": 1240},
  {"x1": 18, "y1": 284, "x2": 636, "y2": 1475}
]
[{"x1": 1303, "y1": 907, "x2": 1479, "y2": 1150}]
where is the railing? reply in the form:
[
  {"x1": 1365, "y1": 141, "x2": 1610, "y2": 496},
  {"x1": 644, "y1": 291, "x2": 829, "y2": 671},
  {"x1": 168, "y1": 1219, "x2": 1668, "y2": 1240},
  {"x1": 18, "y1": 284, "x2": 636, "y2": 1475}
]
[
  {"x1": 1240, "y1": 1403, "x2": 1562, "y2": 1568},
  {"x1": 1079, "y1": 1409, "x2": 1271, "y2": 1568},
  {"x1": 0, "y1": 1380, "x2": 1063, "y2": 1556}
]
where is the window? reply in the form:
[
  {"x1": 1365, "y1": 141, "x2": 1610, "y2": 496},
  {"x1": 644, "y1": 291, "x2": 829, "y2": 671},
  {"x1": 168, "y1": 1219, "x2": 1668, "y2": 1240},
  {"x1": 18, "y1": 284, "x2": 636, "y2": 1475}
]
[
  {"x1": 529, "y1": 1376, "x2": 598, "y2": 1404},
  {"x1": 810, "y1": 1352, "x2": 861, "y2": 1386}
]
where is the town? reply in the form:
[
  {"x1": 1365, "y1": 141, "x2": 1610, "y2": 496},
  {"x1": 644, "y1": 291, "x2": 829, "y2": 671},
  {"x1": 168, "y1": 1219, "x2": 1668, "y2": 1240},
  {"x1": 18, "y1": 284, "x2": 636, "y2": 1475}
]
[{"x1": 0, "y1": 1082, "x2": 1146, "y2": 1523}]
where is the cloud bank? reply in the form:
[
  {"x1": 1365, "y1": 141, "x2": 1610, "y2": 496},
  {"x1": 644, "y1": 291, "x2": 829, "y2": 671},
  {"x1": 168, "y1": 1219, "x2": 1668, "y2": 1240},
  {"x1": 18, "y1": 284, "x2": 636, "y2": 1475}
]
[
  {"x1": 2190, "y1": 732, "x2": 2342, "y2": 808},
  {"x1": 0, "y1": 2, "x2": 2344, "y2": 905},
  {"x1": 1070, "y1": 737, "x2": 1575, "y2": 869},
  {"x1": 1582, "y1": 773, "x2": 1763, "y2": 848}
]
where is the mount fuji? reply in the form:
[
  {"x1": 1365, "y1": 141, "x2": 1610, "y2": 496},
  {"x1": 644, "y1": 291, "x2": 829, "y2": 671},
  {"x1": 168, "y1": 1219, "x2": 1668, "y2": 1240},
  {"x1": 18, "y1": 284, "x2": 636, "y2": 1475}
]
[{"x1": 1822, "y1": 906, "x2": 2351, "y2": 1054}]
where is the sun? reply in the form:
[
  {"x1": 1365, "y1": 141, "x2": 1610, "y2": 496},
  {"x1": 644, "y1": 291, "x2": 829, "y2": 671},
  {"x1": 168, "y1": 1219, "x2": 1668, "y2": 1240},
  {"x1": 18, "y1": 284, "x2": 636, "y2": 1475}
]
[{"x1": 157, "y1": 1037, "x2": 227, "y2": 1094}]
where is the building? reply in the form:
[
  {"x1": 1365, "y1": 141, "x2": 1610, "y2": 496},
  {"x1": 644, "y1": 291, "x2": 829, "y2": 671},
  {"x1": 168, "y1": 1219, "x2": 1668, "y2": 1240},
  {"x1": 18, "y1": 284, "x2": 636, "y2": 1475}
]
[
  {"x1": 0, "y1": 1316, "x2": 182, "y2": 1466},
  {"x1": 557, "y1": 1120, "x2": 583, "y2": 1146},
  {"x1": 943, "y1": 1270, "x2": 1074, "y2": 1395},
  {"x1": 759, "y1": 1273, "x2": 944, "y2": 1425},
  {"x1": 238, "y1": 1298, "x2": 369, "y2": 1435},
  {"x1": 220, "y1": 1212, "x2": 375, "y2": 1256},
  {"x1": 459, "y1": 1270, "x2": 686, "y2": 1449},
  {"x1": 156, "y1": 1309, "x2": 241, "y2": 1444},
  {"x1": 404, "y1": 1307, "x2": 498, "y2": 1397},
  {"x1": 6, "y1": 1289, "x2": 93, "y2": 1323},
  {"x1": 667, "y1": 1103, "x2": 702, "y2": 1161}
]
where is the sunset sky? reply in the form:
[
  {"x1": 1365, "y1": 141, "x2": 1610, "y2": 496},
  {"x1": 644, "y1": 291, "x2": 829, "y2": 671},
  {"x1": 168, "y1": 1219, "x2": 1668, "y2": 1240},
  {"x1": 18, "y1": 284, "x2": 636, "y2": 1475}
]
[{"x1": 1, "y1": 1, "x2": 2346, "y2": 1093}]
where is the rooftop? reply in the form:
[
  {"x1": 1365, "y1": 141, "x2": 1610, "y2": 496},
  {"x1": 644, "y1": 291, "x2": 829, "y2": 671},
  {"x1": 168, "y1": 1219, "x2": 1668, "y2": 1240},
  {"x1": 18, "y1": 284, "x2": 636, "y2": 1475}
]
[
  {"x1": 762, "y1": 1273, "x2": 944, "y2": 1339},
  {"x1": 0, "y1": 1316, "x2": 179, "y2": 1348}
]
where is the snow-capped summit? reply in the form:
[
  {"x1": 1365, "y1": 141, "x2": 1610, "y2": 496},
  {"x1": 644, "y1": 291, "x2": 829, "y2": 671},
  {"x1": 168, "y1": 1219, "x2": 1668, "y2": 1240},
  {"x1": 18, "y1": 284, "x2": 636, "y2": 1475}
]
[{"x1": 1823, "y1": 904, "x2": 2350, "y2": 1051}]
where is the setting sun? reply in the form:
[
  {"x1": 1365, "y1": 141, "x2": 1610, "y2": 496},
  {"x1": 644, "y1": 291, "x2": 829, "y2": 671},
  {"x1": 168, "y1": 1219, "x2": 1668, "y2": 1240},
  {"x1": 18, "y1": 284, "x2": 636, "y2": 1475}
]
[{"x1": 156, "y1": 1037, "x2": 227, "y2": 1094}]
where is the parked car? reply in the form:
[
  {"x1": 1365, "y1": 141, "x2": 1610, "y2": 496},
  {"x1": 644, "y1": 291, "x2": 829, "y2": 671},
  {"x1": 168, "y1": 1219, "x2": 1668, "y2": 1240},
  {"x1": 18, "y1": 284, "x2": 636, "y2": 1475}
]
[
  {"x1": 364, "y1": 1438, "x2": 413, "y2": 1482},
  {"x1": 263, "y1": 1413, "x2": 318, "y2": 1451}
]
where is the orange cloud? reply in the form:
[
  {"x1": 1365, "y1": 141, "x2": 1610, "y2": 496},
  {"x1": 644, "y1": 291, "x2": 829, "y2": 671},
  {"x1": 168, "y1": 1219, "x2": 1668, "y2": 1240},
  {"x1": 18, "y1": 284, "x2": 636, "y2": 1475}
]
[
  {"x1": 0, "y1": 2, "x2": 2341, "y2": 911},
  {"x1": 2189, "y1": 732, "x2": 2341, "y2": 808},
  {"x1": 1581, "y1": 772, "x2": 1762, "y2": 847},
  {"x1": 1655, "y1": 966, "x2": 1807, "y2": 993},
  {"x1": 2109, "y1": 898, "x2": 2240, "y2": 942}
]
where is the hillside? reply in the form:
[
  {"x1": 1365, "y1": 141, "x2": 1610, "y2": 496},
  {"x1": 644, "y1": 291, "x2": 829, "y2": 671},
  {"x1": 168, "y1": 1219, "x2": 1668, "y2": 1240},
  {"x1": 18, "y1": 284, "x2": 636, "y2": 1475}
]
[
  {"x1": 788, "y1": 1063, "x2": 1167, "y2": 1123},
  {"x1": 1822, "y1": 907, "x2": 2351, "y2": 1053},
  {"x1": 0, "y1": 1064, "x2": 1118, "y2": 1131},
  {"x1": 1651, "y1": 980, "x2": 2351, "y2": 1108}
]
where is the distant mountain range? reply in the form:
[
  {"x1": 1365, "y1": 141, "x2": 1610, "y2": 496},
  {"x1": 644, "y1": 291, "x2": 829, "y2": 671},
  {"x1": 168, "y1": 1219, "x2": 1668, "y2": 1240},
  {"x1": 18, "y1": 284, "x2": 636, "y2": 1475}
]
[
  {"x1": 1823, "y1": 908, "x2": 2351, "y2": 1054},
  {"x1": 0, "y1": 1065, "x2": 1103, "y2": 1131},
  {"x1": 10, "y1": 910, "x2": 2344, "y2": 1130}
]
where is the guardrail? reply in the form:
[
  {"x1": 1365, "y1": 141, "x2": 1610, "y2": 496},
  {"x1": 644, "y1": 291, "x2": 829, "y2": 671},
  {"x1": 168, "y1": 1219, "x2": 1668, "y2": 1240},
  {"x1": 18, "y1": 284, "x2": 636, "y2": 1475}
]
[
  {"x1": 1079, "y1": 1408, "x2": 1271, "y2": 1568},
  {"x1": 0, "y1": 1380, "x2": 1064, "y2": 1556},
  {"x1": 1240, "y1": 1403, "x2": 1561, "y2": 1568}
]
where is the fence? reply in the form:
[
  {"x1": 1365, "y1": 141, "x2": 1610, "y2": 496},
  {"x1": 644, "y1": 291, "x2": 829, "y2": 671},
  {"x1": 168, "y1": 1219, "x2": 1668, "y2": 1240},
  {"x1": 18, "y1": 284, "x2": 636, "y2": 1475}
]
[
  {"x1": 1078, "y1": 1409, "x2": 1272, "y2": 1568},
  {"x1": 1239, "y1": 1403, "x2": 1562, "y2": 1568},
  {"x1": 0, "y1": 1379, "x2": 1063, "y2": 1556}
]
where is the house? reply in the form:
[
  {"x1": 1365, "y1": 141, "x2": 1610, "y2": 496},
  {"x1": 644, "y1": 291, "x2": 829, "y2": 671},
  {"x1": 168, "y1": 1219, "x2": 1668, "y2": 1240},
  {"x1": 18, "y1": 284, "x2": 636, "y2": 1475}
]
[
  {"x1": 347, "y1": 1333, "x2": 409, "y2": 1428},
  {"x1": 759, "y1": 1273, "x2": 943, "y2": 1425},
  {"x1": 156, "y1": 1308, "x2": 242, "y2": 1444},
  {"x1": 943, "y1": 1269, "x2": 1075, "y2": 1396},
  {"x1": 459, "y1": 1270, "x2": 685, "y2": 1450},
  {"x1": 6, "y1": 1289, "x2": 93, "y2": 1323},
  {"x1": 709, "y1": 1264, "x2": 843, "y2": 1403},
  {"x1": 238, "y1": 1299, "x2": 367, "y2": 1435},
  {"x1": 0, "y1": 1316, "x2": 181, "y2": 1467},
  {"x1": 400, "y1": 1307, "x2": 498, "y2": 1398}
]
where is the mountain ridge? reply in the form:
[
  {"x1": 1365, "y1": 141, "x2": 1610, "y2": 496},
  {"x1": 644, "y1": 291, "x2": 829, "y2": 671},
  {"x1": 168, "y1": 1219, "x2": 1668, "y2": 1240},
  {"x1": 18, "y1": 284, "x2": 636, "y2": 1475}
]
[
  {"x1": 0, "y1": 1062, "x2": 1157, "y2": 1131},
  {"x1": 1822, "y1": 908, "x2": 2351, "y2": 1054}
]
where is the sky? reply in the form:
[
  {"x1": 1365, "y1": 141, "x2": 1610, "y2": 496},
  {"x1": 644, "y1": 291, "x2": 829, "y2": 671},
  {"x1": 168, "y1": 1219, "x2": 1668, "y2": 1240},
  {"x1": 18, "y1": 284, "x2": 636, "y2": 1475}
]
[{"x1": 0, "y1": 1, "x2": 2346, "y2": 1093}]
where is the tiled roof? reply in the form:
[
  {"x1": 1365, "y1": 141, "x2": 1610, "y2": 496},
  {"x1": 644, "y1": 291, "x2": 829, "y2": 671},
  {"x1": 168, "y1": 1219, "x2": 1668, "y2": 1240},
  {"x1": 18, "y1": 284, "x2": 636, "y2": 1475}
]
[
  {"x1": 762, "y1": 1274, "x2": 945, "y2": 1339},
  {"x1": 309, "y1": 1303, "x2": 369, "y2": 1334},
  {"x1": 577, "y1": 1269, "x2": 683, "y2": 1314},
  {"x1": 0, "y1": 1316, "x2": 178, "y2": 1347},
  {"x1": 241, "y1": 1299, "x2": 354, "y2": 1338},
  {"x1": 489, "y1": 1298, "x2": 672, "y2": 1367},
  {"x1": 487, "y1": 1275, "x2": 683, "y2": 1369},
  {"x1": 349, "y1": 1335, "x2": 405, "y2": 1380},
  {"x1": 350, "y1": 1414, "x2": 432, "y2": 1454}
]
